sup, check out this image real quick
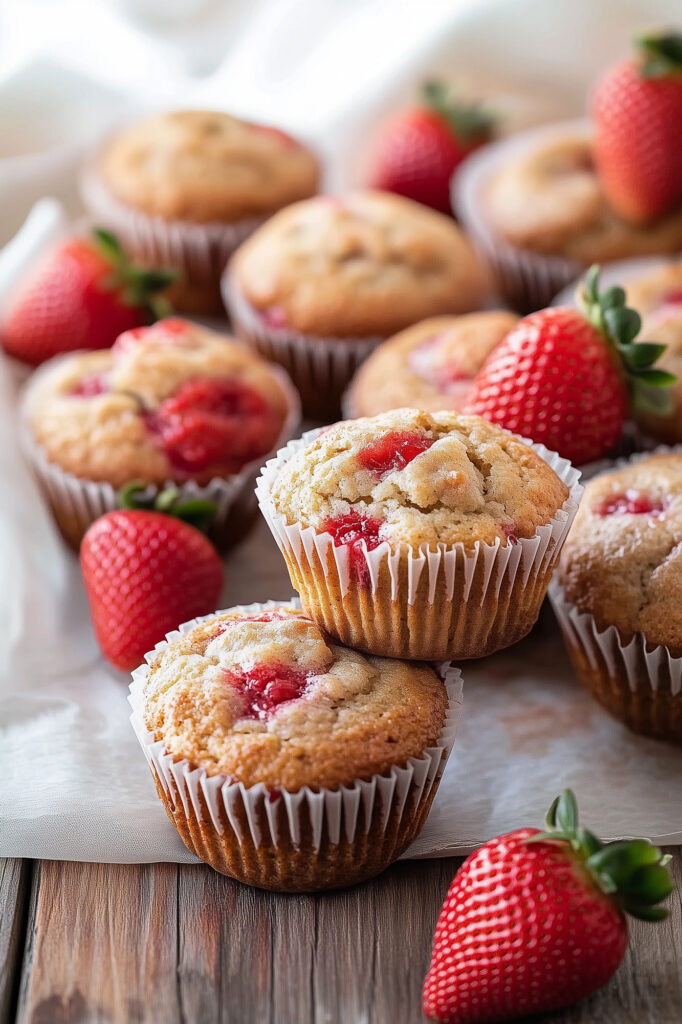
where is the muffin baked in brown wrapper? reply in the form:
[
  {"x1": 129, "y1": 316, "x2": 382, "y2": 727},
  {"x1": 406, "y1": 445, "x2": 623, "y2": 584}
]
[
  {"x1": 129, "y1": 602, "x2": 463, "y2": 892},
  {"x1": 222, "y1": 267, "x2": 382, "y2": 418},
  {"x1": 80, "y1": 165, "x2": 266, "y2": 314},
  {"x1": 255, "y1": 430, "x2": 582, "y2": 662},
  {"x1": 20, "y1": 358, "x2": 301, "y2": 552},
  {"x1": 549, "y1": 580, "x2": 682, "y2": 745}
]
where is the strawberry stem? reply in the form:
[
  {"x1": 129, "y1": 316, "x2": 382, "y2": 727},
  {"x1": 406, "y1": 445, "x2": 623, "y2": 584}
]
[
  {"x1": 92, "y1": 228, "x2": 177, "y2": 318},
  {"x1": 637, "y1": 32, "x2": 682, "y2": 78},
  {"x1": 527, "y1": 790, "x2": 674, "y2": 921},
  {"x1": 117, "y1": 482, "x2": 218, "y2": 534},
  {"x1": 578, "y1": 265, "x2": 676, "y2": 417},
  {"x1": 421, "y1": 80, "x2": 495, "y2": 141}
]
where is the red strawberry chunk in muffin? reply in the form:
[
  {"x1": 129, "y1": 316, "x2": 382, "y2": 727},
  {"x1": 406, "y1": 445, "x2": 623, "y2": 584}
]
[
  {"x1": 146, "y1": 376, "x2": 280, "y2": 475},
  {"x1": 358, "y1": 430, "x2": 434, "y2": 475},
  {"x1": 68, "y1": 372, "x2": 109, "y2": 397},
  {"x1": 661, "y1": 287, "x2": 682, "y2": 306},
  {"x1": 408, "y1": 333, "x2": 473, "y2": 390},
  {"x1": 597, "y1": 489, "x2": 666, "y2": 518},
  {"x1": 226, "y1": 663, "x2": 311, "y2": 720},
  {"x1": 114, "y1": 317, "x2": 190, "y2": 355},
  {"x1": 323, "y1": 509, "x2": 384, "y2": 585},
  {"x1": 260, "y1": 305, "x2": 288, "y2": 329}
]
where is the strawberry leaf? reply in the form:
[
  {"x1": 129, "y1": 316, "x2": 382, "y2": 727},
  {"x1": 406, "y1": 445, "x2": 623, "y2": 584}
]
[
  {"x1": 117, "y1": 483, "x2": 218, "y2": 533},
  {"x1": 93, "y1": 227, "x2": 125, "y2": 266},
  {"x1": 422, "y1": 80, "x2": 495, "y2": 141},
  {"x1": 91, "y1": 228, "x2": 177, "y2": 317},
  {"x1": 619, "y1": 342, "x2": 667, "y2": 370},
  {"x1": 603, "y1": 306, "x2": 641, "y2": 346},
  {"x1": 638, "y1": 32, "x2": 682, "y2": 78}
]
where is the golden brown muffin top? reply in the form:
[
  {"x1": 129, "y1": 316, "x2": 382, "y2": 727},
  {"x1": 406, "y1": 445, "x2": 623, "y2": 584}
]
[
  {"x1": 269, "y1": 409, "x2": 569, "y2": 550},
  {"x1": 558, "y1": 453, "x2": 682, "y2": 651},
  {"x1": 25, "y1": 318, "x2": 292, "y2": 487},
  {"x1": 486, "y1": 135, "x2": 682, "y2": 263},
  {"x1": 94, "y1": 110, "x2": 319, "y2": 222},
  {"x1": 229, "y1": 191, "x2": 489, "y2": 338},
  {"x1": 345, "y1": 312, "x2": 517, "y2": 418},
  {"x1": 142, "y1": 606, "x2": 448, "y2": 790}
]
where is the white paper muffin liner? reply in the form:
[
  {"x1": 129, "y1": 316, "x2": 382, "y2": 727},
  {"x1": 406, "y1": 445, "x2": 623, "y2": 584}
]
[
  {"x1": 255, "y1": 428, "x2": 583, "y2": 660},
  {"x1": 453, "y1": 119, "x2": 591, "y2": 313},
  {"x1": 20, "y1": 356, "x2": 301, "y2": 551},
  {"x1": 80, "y1": 165, "x2": 266, "y2": 314},
  {"x1": 128, "y1": 599, "x2": 463, "y2": 891},
  {"x1": 222, "y1": 267, "x2": 383, "y2": 418}
]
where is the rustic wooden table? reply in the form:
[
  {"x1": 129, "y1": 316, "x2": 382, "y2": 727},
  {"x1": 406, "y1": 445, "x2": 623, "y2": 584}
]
[{"x1": 1, "y1": 851, "x2": 680, "y2": 1024}]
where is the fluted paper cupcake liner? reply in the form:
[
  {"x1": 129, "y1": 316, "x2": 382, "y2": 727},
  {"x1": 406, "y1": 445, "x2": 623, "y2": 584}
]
[
  {"x1": 20, "y1": 358, "x2": 301, "y2": 552},
  {"x1": 453, "y1": 120, "x2": 590, "y2": 313},
  {"x1": 222, "y1": 268, "x2": 383, "y2": 418},
  {"x1": 128, "y1": 599, "x2": 463, "y2": 892},
  {"x1": 256, "y1": 429, "x2": 583, "y2": 660},
  {"x1": 80, "y1": 165, "x2": 266, "y2": 314},
  {"x1": 549, "y1": 580, "x2": 682, "y2": 744}
]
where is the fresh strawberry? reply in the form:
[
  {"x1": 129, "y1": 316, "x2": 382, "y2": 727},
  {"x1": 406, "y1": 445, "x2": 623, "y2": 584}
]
[
  {"x1": 366, "y1": 81, "x2": 494, "y2": 213},
  {"x1": 423, "y1": 790, "x2": 673, "y2": 1024},
  {"x1": 80, "y1": 486, "x2": 223, "y2": 671},
  {"x1": 1, "y1": 229, "x2": 175, "y2": 366},
  {"x1": 462, "y1": 266, "x2": 676, "y2": 464},
  {"x1": 592, "y1": 33, "x2": 682, "y2": 223}
]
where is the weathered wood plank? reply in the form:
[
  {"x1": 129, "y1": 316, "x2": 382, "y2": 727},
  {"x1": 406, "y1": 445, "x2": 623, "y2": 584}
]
[
  {"x1": 16, "y1": 861, "x2": 181, "y2": 1024},
  {"x1": 11, "y1": 851, "x2": 682, "y2": 1024},
  {"x1": 0, "y1": 859, "x2": 31, "y2": 1024}
]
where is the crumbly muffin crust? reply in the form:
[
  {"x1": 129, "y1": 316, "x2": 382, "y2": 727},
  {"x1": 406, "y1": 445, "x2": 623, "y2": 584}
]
[
  {"x1": 230, "y1": 191, "x2": 489, "y2": 337},
  {"x1": 143, "y1": 607, "x2": 447, "y2": 790},
  {"x1": 346, "y1": 312, "x2": 517, "y2": 417},
  {"x1": 270, "y1": 409, "x2": 569, "y2": 549},
  {"x1": 25, "y1": 319, "x2": 290, "y2": 486},
  {"x1": 558, "y1": 454, "x2": 682, "y2": 651},
  {"x1": 486, "y1": 135, "x2": 682, "y2": 262},
  {"x1": 95, "y1": 110, "x2": 319, "y2": 223}
]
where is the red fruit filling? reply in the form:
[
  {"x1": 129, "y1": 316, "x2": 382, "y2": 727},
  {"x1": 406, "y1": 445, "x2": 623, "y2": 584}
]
[
  {"x1": 408, "y1": 334, "x2": 472, "y2": 390},
  {"x1": 661, "y1": 287, "x2": 682, "y2": 306},
  {"x1": 322, "y1": 510, "x2": 383, "y2": 584},
  {"x1": 145, "y1": 376, "x2": 280, "y2": 475},
  {"x1": 358, "y1": 430, "x2": 433, "y2": 475},
  {"x1": 260, "y1": 305, "x2": 288, "y2": 329},
  {"x1": 114, "y1": 318, "x2": 189, "y2": 355},
  {"x1": 597, "y1": 489, "x2": 666, "y2": 518},
  {"x1": 226, "y1": 663, "x2": 310, "y2": 720},
  {"x1": 67, "y1": 373, "x2": 109, "y2": 397},
  {"x1": 502, "y1": 521, "x2": 518, "y2": 545}
]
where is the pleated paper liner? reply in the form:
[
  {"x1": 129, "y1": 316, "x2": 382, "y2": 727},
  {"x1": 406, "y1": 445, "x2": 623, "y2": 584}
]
[
  {"x1": 129, "y1": 600, "x2": 463, "y2": 892},
  {"x1": 256, "y1": 428, "x2": 583, "y2": 661},
  {"x1": 20, "y1": 356, "x2": 301, "y2": 552},
  {"x1": 453, "y1": 119, "x2": 590, "y2": 314},
  {"x1": 549, "y1": 580, "x2": 682, "y2": 744},
  {"x1": 80, "y1": 165, "x2": 266, "y2": 315},
  {"x1": 222, "y1": 267, "x2": 383, "y2": 418}
]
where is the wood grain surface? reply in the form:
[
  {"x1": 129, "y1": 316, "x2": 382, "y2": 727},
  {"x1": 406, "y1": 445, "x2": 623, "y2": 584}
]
[{"x1": 0, "y1": 851, "x2": 680, "y2": 1024}]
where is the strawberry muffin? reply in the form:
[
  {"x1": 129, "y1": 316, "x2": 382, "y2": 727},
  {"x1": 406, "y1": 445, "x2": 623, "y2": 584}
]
[
  {"x1": 454, "y1": 123, "x2": 682, "y2": 312},
  {"x1": 129, "y1": 602, "x2": 462, "y2": 891},
  {"x1": 22, "y1": 318, "x2": 299, "y2": 549},
  {"x1": 344, "y1": 311, "x2": 517, "y2": 418},
  {"x1": 223, "y1": 191, "x2": 489, "y2": 416},
  {"x1": 551, "y1": 453, "x2": 682, "y2": 744},
  {"x1": 257, "y1": 410, "x2": 581, "y2": 660},
  {"x1": 80, "y1": 110, "x2": 319, "y2": 313}
]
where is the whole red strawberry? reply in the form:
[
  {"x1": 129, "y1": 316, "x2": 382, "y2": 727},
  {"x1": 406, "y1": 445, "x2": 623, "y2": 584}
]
[
  {"x1": 367, "y1": 81, "x2": 494, "y2": 213},
  {"x1": 81, "y1": 486, "x2": 223, "y2": 671},
  {"x1": 423, "y1": 790, "x2": 673, "y2": 1024},
  {"x1": 1, "y1": 229, "x2": 175, "y2": 366},
  {"x1": 463, "y1": 266, "x2": 675, "y2": 464},
  {"x1": 592, "y1": 33, "x2": 682, "y2": 223}
]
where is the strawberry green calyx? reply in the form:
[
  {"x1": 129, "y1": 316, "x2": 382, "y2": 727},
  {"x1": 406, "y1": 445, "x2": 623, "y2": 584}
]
[
  {"x1": 528, "y1": 790, "x2": 674, "y2": 921},
  {"x1": 579, "y1": 264, "x2": 676, "y2": 416},
  {"x1": 92, "y1": 228, "x2": 177, "y2": 319},
  {"x1": 637, "y1": 32, "x2": 682, "y2": 78},
  {"x1": 421, "y1": 81, "x2": 495, "y2": 141},
  {"x1": 117, "y1": 482, "x2": 218, "y2": 534}
]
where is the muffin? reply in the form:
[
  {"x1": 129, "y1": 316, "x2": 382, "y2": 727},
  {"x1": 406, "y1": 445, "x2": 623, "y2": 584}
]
[
  {"x1": 129, "y1": 601, "x2": 462, "y2": 891},
  {"x1": 223, "y1": 191, "x2": 489, "y2": 416},
  {"x1": 256, "y1": 410, "x2": 581, "y2": 660},
  {"x1": 551, "y1": 452, "x2": 682, "y2": 743},
  {"x1": 344, "y1": 311, "x2": 517, "y2": 418},
  {"x1": 80, "y1": 110, "x2": 320, "y2": 314},
  {"x1": 22, "y1": 318, "x2": 299, "y2": 550},
  {"x1": 454, "y1": 121, "x2": 682, "y2": 313}
]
